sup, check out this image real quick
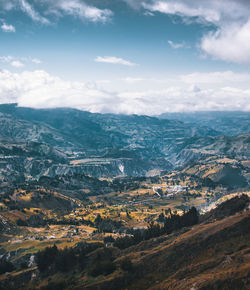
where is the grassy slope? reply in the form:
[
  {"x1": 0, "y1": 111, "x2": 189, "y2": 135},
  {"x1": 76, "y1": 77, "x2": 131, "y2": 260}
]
[{"x1": 83, "y1": 210, "x2": 250, "y2": 290}]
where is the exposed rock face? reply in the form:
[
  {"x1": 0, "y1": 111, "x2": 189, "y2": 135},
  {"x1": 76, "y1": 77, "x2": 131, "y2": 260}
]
[
  {"x1": 169, "y1": 133, "x2": 250, "y2": 168},
  {"x1": 45, "y1": 158, "x2": 144, "y2": 178}
]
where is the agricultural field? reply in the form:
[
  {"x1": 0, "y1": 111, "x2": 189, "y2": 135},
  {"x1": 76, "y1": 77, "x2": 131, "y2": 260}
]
[{"x1": 1, "y1": 168, "x2": 249, "y2": 267}]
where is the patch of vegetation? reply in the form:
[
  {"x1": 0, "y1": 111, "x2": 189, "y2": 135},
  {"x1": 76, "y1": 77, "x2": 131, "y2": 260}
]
[
  {"x1": 114, "y1": 207, "x2": 199, "y2": 249},
  {"x1": 89, "y1": 260, "x2": 116, "y2": 277},
  {"x1": 202, "y1": 194, "x2": 250, "y2": 222},
  {"x1": 0, "y1": 259, "x2": 15, "y2": 275},
  {"x1": 120, "y1": 257, "x2": 133, "y2": 272},
  {"x1": 35, "y1": 242, "x2": 103, "y2": 275},
  {"x1": 94, "y1": 214, "x2": 123, "y2": 233}
]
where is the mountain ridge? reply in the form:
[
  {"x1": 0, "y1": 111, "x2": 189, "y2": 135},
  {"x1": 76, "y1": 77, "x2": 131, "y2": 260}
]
[{"x1": 0, "y1": 104, "x2": 249, "y2": 182}]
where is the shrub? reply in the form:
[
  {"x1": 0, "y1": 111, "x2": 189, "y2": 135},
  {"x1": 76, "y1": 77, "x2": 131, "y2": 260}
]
[
  {"x1": 54, "y1": 248, "x2": 76, "y2": 272},
  {"x1": 16, "y1": 219, "x2": 28, "y2": 226},
  {"x1": 20, "y1": 262, "x2": 28, "y2": 269},
  {"x1": 36, "y1": 245, "x2": 58, "y2": 273},
  {"x1": 89, "y1": 261, "x2": 116, "y2": 277},
  {"x1": 0, "y1": 259, "x2": 15, "y2": 274},
  {"x1": 120, "y1": 258, "x2": 133, "y2": 272}
]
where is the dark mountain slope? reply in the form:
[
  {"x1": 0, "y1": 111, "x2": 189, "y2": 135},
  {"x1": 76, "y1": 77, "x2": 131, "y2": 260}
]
[
  {"x1": 0, "y1": 104, "x2": 219, "y2": 178},
  {"x1": 0, "y1": 104, "x2": 219, "y2": 153},
  {"x1": 0, "y1": 104, "x2": 249, "y2": 180},
  {"x1": 173, "y1": 132, "x2": 250, "y2": 166},
  {"x1": 159, "y1": 111, "x2": 250, "y2": 136},
  {"x1": 80, "y1": 196, "x2": 250, "y2": 290}
]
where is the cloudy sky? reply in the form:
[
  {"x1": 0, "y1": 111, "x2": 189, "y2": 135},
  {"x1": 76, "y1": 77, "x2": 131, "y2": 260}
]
[{"x1": 0, "y1": 0, "x2": 250, "y2": 115}]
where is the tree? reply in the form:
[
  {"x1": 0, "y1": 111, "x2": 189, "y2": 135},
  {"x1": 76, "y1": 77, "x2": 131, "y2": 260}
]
[
  {"x1": 158, "y1": 213, "x2": 165, "y2": 222},
  {"x1": 36, "y1": 245, "x2": 58, "y2": 273},
  {"x1": 55, "y1": 248, "x2": 76, "y2": 272},
  {"x1": 94, "y1": 214, "x2": 102, "y2": 226},
  {"x1": 182, "y1": 207, "x2": 199, "y2": 227}
]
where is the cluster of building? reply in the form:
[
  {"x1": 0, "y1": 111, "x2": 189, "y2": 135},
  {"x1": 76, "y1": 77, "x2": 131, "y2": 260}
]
[{"x1": 153, "y1": 185, "x2": 189, "y2": 197}]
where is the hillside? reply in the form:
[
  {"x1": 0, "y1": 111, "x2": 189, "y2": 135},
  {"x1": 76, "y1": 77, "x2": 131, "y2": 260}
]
[
  {"x1": 0, "y1": 104, "x2": 249, "y2": 181},
  {"x1": 2, "y1": 1, "x2": 250, "y2": 289},
  {"x1": 0, "y1": 106, "x2": 249, "y2": 289},
  {"x1": 159, "y1": 111, "x2": 250, "y2": 136},
  {"x1": 0, "y1": 195, "x2": 249, "y2": 290}
]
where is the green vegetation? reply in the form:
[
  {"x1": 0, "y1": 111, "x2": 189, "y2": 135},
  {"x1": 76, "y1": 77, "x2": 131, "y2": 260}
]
[
  {"x1": 35, "y1": 242, "x2": 104, "y2": 275},
  {"x1": 120, "y1": 257, "x2": 133, "y2": 272},
  {"x1": 113, "y1": 207, "x2": 199, "y2": 249},
  {"x1": 0, "y1": 259, "x2": 15, "y2": 275},
  {"x1": 0, "y1": 106, "x2": 249, "y2": 289}
]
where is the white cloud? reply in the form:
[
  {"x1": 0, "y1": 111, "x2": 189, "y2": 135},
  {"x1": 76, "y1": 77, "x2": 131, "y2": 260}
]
[
  {"x1": 0, "y1": 70, "x2": 117, "y2": 112},
  {"x1": 0, "y1": 56, "x2": 41, "y2": 67},
  {"x1": 121, "y1": 77, "x2": 145, "y2": 83},
  {"x1": 180, "y1": 71, "x2": 250, "y2": 85},
  {"x1": 1, "y1": 1, "x2": 249, "y2": 64},
  {"x1": 144, "y1": 11, "x2": 154, "y2": 16},
  {"x1": 142, "y1": 1, "x2": 223, "y2": 24},
  {"x1": 95, "y1": 56, "x2": 137, "y2": 66},
  {"x1": 123, "y1": 0, "x2": 144, "y2": 10},
  {"x1": 11, "y1": 61, "x2": 24, "y2": 68},
  {"x1": 31, "y1": 58, "x2": 42, "y2": 64},
  {"x1": 0, "y1": 56, "x2": 13, "y2": 63},
  {"x1": 51, "y1": 0, "x2": 113, "y2": 23},
  {"x1": 1, "y1": 23, "x2": 16, "y2": 32},
  {"x1": 201, "y1": 20, "x2": 250, "y2": 64},
  {"x1": 168, "y1": 40, "x2": 188, "y2": 49},
  {"x1": 0, "y1": 69, "x2": 249, "y2": 115},
  {"x1": 117, "y1": 86, "x2": 250, "y2": 115},
  {"x1": 126, "y1": 0, "x2": 250, "y2": 64},
  {"x1": 137, "y1": 0, "x2": 250, "y2": 25},
  {"x1": 20, "y1": 0, "x2": 50, "y2": 24},
  {"x1": 0, "y1": 0, "x2": 113, "y2": 24}
]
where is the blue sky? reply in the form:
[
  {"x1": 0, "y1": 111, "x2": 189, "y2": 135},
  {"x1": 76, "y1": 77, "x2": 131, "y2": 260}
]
[{"x1": 0, "y1": 0, "x2": 250, "y2": 114}]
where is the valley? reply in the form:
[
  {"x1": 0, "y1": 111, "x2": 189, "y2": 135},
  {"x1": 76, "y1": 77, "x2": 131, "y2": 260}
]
[
  {"x1": 1, "y1": 1, "x2": 250, "y2": 289},
  {"x1": 0, "y1": 105, "x2": 249, "y2": 289}
]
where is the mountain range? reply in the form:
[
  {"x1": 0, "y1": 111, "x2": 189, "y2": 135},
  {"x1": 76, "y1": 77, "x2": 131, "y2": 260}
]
[{"x1": 0, "y1": 104, "x2": 249, "y2": 186}]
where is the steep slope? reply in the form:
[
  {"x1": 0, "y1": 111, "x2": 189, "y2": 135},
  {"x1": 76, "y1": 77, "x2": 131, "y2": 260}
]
[
  {"x1": 159, "y1": 111, "x2": 250, "y2": 136},
  {"x1": 0, "y1": 104, "x2": 220, "y2": 178},
  {"x1": 0, "y1": 137, "x2": 117, "y2": 198},
  {"x1": 172, "y1": 133, "x2": 250, "y2": 166},
  {"x1": 80, "y1": 197, "x2": 250, "y2": 290},
  {"x1": 0, "y1": 113, "x2": 75, "y2": 148},
  {"x1": 0, "y1": 104, "x2": 248, "y2": 179},
  {"x1": 0, "y1": 104, "x2": 219, "y2": 152},
  {"x1": 0, "y1": 137, "x2": 67, "y2": 187}
]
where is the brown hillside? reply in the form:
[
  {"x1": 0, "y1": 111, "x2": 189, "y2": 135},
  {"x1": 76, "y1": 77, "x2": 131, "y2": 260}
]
[{"x1": 83, "y1": 210, "x2": 250, "y2": 290}]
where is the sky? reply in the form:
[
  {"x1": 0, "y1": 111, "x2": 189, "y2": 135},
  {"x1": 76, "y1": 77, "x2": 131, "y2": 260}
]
[{"x1": 0, "y1": 0, "x2": 250, "y2": 115}]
